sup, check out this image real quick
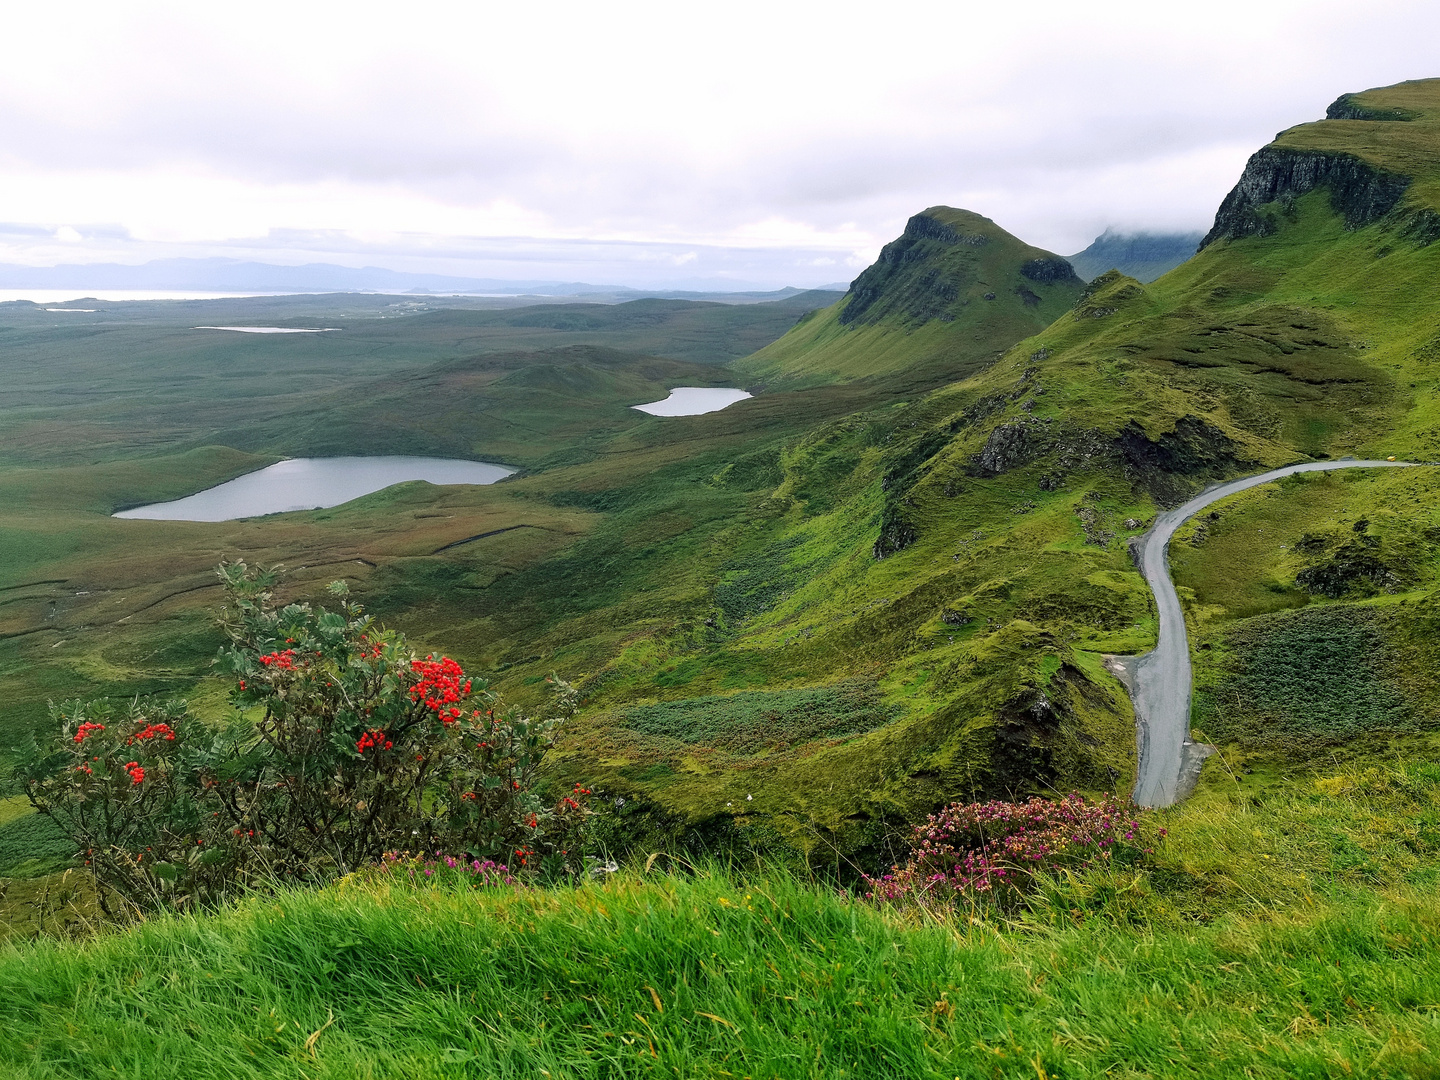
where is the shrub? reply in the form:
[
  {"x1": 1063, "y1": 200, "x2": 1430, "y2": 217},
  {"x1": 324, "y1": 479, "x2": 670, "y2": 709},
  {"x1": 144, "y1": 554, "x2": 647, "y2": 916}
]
[
  {"x1": 864, "y1": 793, "x2": 1157, "y2": 909},
  {"x1": 17, "y1": 561, "x2": 588, "y2": 914}
]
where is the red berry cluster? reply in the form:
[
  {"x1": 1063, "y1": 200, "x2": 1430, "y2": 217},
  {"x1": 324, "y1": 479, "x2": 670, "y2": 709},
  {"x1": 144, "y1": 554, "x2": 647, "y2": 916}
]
[
  {"x1": 73, "y1": 721, "x2": 106, "y2": 744},
  {"x1": 356, "y1": 729, "x2": 393, "y2": 753},
  {"x1": 122, "y1": 761, "x2": 145, "y2": 785},
  {"x1": 128, "y1": 722, "x2": 176, "y2": 745},
  {"x1": 410, "y1": 655, "x2": 471, "y2": 724},
  {"x1": 259, "y1": 648, "x2": 298, "y2": 670}
]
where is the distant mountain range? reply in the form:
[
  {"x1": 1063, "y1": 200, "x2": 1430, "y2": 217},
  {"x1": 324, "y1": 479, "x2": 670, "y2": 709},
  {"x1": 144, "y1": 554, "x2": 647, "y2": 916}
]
[
  {"x1": 1065, "y1": 229, "x2": 1204, "y2": 283},
  {"x1": 0, "y1": 234, "x2": 1210, "y2": 302},
  {"x1": 0, "y1": 256, "x2": 851, "y2": 300}
]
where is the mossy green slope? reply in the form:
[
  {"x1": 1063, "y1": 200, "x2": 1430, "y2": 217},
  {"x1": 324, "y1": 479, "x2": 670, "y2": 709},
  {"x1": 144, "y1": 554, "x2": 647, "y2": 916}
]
[
  {"x1": 542, "y1": 79, "x2": 1440, "y2": 852},
  {"x1": 736, "y1": 208, "x2": 1083, "y2": 389}
]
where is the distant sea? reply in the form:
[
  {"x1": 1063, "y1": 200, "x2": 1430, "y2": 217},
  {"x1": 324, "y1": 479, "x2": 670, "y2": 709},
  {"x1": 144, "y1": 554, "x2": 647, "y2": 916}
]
[{"x1": 0, "y1": 290, "x2": 294, "y2": 304}]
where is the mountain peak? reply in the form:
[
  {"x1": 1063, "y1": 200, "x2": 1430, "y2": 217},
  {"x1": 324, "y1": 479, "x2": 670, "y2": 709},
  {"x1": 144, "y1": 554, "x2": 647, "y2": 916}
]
[
  {"x1": 737, "y1": 206, "x2": 1084, "y2": 387},
  {"x1": 839, "y1": 207, "x2": 1080, "y2": 328},
  {"x1": 1066, "y1": 230, "x2": 1205, "y2": 283}
]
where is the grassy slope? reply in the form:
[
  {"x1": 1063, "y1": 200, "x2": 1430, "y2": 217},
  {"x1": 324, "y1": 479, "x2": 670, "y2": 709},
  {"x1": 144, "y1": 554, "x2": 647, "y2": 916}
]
[{"x1": 3, "y1": 749, "x2": 1439, "y2": 1078}]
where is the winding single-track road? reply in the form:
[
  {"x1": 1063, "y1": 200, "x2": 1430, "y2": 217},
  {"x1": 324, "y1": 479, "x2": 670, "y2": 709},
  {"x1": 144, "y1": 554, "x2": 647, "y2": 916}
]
[{"x1": 1116, "y1": 459, "x2": 1423, "y2": 808}]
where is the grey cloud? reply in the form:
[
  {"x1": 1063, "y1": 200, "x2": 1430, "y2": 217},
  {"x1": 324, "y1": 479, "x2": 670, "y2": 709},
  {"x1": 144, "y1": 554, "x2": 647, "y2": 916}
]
[{"x1": 2, "y1": 0, "x2": 1439, "y2": 284}]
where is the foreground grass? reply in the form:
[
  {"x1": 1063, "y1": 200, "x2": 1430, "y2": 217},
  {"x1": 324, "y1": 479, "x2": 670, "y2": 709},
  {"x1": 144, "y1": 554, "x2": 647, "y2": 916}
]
[{"x1": 2, "y1": 861, "x2": 1438, "y2": 1080}]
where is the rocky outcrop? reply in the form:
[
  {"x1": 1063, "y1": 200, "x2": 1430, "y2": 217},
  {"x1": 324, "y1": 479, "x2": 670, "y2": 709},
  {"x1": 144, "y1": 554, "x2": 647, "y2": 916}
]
[
  {"x1": 1326, "y1": 94, "x2": 1419, "y2": 122},
  {"x1": 1020, "y1": 257, "x2": 1082, "y2": 285},
  {"x1": 973, "y1": 419, "x2": 1046, "y2": 475},
  {"x1": 1200, "y1": 146, "x2": 1410, "y2": 248},
  {"x1": 989, "y1": 684, "x2": 1063, "y2": 794},
  {"x1": 961, "y1": 409, "x2": 1249, "y2": 507},
  {"x1": 1399, "y1": 206, "x2": 1440, "y2": 247},
  {"x1": 872, "y1": 510, "x2": 919, "y2": 559},
  {"x1": 1116, "y1": 415, "x2": 1251, "y2": 507},
  {"x1": 986, "y1": 664, "x2": 1119, "y2": 798},
  {"x1": 871, "y1": 428, "x2": 952, "y2": 559}
]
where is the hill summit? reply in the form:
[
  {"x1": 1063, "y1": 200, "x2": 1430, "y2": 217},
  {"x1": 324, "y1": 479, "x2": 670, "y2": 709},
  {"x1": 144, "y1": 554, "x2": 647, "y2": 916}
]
[
  {"x1": 839, "y1": 207, "x2": 1080, "y2": 326},
  {"x1": 737, "y1": 207, "x2": 1084, "y2": 388}
]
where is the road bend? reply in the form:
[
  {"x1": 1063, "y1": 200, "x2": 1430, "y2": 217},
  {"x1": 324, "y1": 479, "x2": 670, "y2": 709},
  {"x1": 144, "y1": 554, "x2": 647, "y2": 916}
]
[{"x1": 1124, "y1": 459, "x2": 1422, "y2": 808}]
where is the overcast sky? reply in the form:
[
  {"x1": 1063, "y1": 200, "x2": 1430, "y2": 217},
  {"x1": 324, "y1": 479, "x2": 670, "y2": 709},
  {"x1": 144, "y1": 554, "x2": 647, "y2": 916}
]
[{"x1": 2, "y1": 0, "x2": 1438, "y2": 290}]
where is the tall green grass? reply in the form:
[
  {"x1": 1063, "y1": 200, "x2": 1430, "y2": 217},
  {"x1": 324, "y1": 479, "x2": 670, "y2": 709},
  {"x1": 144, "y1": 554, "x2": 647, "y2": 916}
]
[{"x1": 2, "y1": 861, "x2": 1438, "y2": 1079}]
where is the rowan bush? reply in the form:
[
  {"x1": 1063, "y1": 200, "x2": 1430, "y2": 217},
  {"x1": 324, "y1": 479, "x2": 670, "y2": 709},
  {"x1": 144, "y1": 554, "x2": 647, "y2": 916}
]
[{"x1": 18, "y1": 561, "x2": 588, "y2": 914}]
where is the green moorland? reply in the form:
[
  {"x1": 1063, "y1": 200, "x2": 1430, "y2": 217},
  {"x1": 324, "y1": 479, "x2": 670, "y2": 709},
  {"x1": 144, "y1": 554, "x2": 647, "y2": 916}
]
[
  {"x1": 511, "y1": 78, "x2": 1440, "y2": 857},
  {"x1": 6, "y1": 81, "x2": 1440, "y2": 860},
  {"x1": 3, "y1": 77, "x2": 1440, "y2": 1076}
]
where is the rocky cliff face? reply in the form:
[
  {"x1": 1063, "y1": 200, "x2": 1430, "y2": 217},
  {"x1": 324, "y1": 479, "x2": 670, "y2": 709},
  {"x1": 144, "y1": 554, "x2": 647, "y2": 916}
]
[
  {"x1": 1325, "y1": 93, "x2": 1420, "y2": 122},
  {"x1": 1200, "y1": 146, "x2": 1410, "y2": 248},
  {"x1": 1019, "y1": 257, "x2": 1081, "y2": 285}
]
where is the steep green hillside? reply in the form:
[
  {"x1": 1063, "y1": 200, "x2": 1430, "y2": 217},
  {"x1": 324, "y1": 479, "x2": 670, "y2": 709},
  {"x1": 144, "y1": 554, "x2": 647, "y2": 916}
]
[
  {"x1": 737, "y1": 208, "x2": 1083, "y2": 389},
  {"x1": 532, "y1": 79, "x2": 1440, "y2": 853}
]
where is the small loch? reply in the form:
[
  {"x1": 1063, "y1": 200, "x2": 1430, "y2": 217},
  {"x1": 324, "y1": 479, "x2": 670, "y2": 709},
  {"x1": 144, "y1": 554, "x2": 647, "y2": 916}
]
[
  {"x1": 115, "y1": 456, "x2": 515, "y2": 522},
  {"x1": 193, "y1": 326, "x2": 341, "y2": 334},
  {"x1": 632, "y1": 387, "x2": 753, "y2": 416}
]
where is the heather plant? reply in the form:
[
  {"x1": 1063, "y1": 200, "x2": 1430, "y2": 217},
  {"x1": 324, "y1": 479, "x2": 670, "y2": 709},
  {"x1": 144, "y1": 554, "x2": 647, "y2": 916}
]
[
  {"x1": 865, "y1": 793, "x2": 1158, "y2": 909},
  {"x1": 368, "y1": 850, "x2": 520, "y2": 890},
  {"x1": 17, "y1": 561, "x2": 588, "y2": 915}
]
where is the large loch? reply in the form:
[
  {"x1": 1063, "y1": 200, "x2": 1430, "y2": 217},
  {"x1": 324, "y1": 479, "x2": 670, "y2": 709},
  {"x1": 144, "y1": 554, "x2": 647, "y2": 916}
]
[{"x1": 114, "y1": 456, "x2": 516, "y2": 522}]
